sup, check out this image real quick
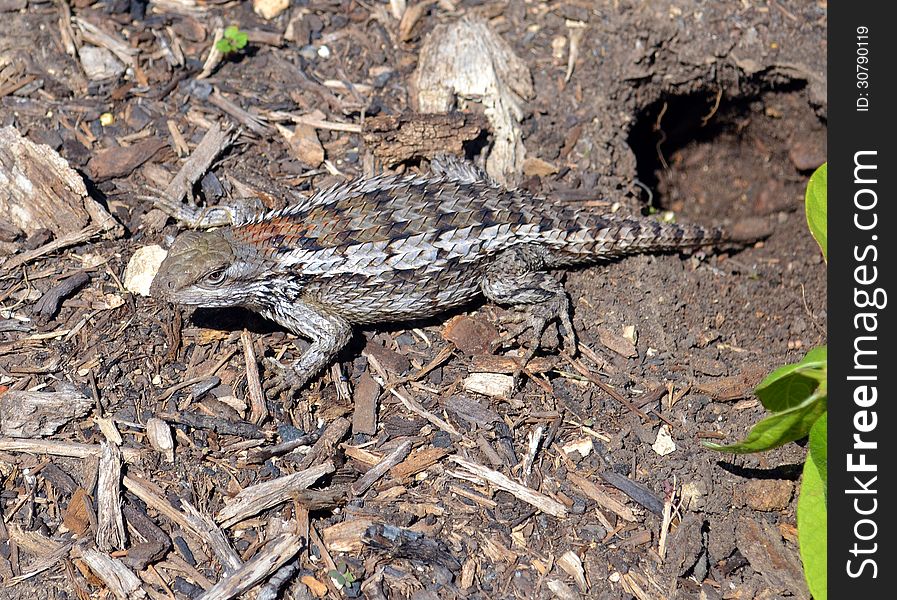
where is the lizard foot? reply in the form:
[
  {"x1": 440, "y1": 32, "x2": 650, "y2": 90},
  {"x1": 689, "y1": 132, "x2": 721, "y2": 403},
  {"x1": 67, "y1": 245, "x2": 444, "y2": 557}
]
[
  {"x1": 489, "y1": 295, "x2": 578, "y2": 365},
  {"x1": 262, "y1": 357, "x2": 306, "y2": 398}
]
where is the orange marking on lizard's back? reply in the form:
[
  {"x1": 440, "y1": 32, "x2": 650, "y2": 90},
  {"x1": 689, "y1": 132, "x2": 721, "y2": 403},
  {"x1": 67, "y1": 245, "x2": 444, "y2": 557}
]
[{"x1": 233, "y1": 214, "x2": 349, "y2": 251}]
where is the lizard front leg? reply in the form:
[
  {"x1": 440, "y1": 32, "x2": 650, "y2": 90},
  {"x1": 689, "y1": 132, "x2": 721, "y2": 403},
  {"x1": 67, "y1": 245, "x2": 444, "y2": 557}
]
[{"x1": 260, "y1": 299, "x2": 353, "y2": 396}]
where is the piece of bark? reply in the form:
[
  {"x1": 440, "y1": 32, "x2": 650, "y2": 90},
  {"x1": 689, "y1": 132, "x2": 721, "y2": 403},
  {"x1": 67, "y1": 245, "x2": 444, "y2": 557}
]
[
  {"x1": 0, "y1": 388, "x2": 93, "y2": 438},
  {"x1": 442, "y1": 315, "x2": 500, "y2": 355},
  {"x1": 294, "y1": 417, "x2": 350, "y2": 469},
  {"x1": 567, "y1": 471, "x2": 636, "y2": 522},
  {"x1": 277, "y1": 121, "x2": 324, "y2": 167},
  {"x1": 0, "y1": 438, "x2": 143, "y2": 462},
  {"x1": 599, "y1": 471, "x2": 664, "y2": 516},
  {"x1": 77, "y1": 550, "x2": 146, "y2": 600},
  {"x1": 351, "y1": 372, "x2": 380, "y2": 436},
  {"x1": 216, "y1": 461, "x2": 335, "y2": 528},
  {"x1": 121, "y1": 504, "x2": 171, "y2": 570},
  {"x1": 63, "y1": 488, "x2": 95, "y2": 537},
  {"x1": 467, "y1": 354, "x2": 556, "y2": 374},
  {"x1": 96, "y1": 443, "x2": 126, "y2": 552},
  {"x1": 597, "y1": 327, "x2": 638, "y2": 358},
  {"x1": 33, "y1": 271, "x2": 90, "y2": 320},
  {"x1": 412, "y1": 17, "x2": 534, "y2": 184},
  {"x1": 362, "y1": 112, "x2": 486, "y2": 166},
  {"x1": 321, "y1": 519, "x2": 376, "y2": 554},
  {"x1": 351, "y1": 440, "x2": 412, "y2": 496},
  {"x1": 197, "y1": 533, "x2": 305, "y2": 600},
  {"x1": 243, "y1": 431, "x2": 320, "y2": 465},
  {"x1": 86, "y1": 138, "x2": 167, "y2": 182},
  {"x1": 0, "y1": 126, "x2": 121, "y2": 239},
  {"x1": 449, "y1": 455, "x2": 567, "y2": 518},
  {"x1": 241, "y1": 331, "x2": 268, "y2": 425},
  {"x1": 145, "y1": 418, "x2": 174, "y2": 462},
  {"x1": 390, "y1": 446, "x2": 451, "y2": 480},
  {"x1": 735, "y1": 516, "x2": 810, "y2": 599}
]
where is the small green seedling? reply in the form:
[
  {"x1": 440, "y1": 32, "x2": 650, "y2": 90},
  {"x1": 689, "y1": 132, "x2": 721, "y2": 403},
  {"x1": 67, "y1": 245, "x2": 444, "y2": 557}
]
[{"x1": 216, "y1": 25, "x2": 248, "y2": 55}]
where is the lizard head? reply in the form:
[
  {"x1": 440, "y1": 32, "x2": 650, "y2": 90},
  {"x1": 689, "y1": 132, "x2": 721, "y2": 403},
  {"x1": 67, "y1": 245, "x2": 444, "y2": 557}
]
[{"x1": 151, "y1": 230, "x2": 244, "y2": 308}]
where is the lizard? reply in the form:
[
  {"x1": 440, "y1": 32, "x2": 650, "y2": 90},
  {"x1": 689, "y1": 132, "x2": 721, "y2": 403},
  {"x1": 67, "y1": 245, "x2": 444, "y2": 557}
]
[{"x1": 150, "y1": 156, "x2": 761, "y2": 396}]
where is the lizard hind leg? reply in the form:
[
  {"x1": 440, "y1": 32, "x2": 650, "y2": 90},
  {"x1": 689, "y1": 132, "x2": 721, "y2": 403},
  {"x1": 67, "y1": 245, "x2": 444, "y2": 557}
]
[{"x1": 481, "y1": 246, "x2": 578, "y2": 366}]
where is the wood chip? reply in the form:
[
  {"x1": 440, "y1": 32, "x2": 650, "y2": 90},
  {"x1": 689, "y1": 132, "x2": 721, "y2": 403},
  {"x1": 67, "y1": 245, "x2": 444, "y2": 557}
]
[
  {"x1": 651, "y1": 425, "x2": 676, "y2": 456},
  {"x1": 442, "y1": 315, "x2": 499, "y2": 355},
  {"x1": 63, "y1": 488, "x2": 94, "y2": 536},
  {"x1": 197, "y1": 533, "x2": 305, "y2": 600},
  {"x1": 86, "y1": 138, "x2": 167, "y2": 182},
  {"x1": 597, "y1": 327, "x2": 638, "y2": 358},
  {"x1": 145, "y1": 418, "x2": 174, "y2": 462},
  {"x1": 557, "y1": 550, "x2": 587, "y2": 593},
  {"x1": 77, "y1": 550, "x2": 145, "y2": 600},
  {"x1": 449, "y1": 455, "x2": 567, "y2": 518},
  {"x1": 0, "y1": 126, "x2": 120, "y2": 240},
  {"x1": 241, "y1": 331, "x2": 267, "y2": 425},
  {"x1": 361, "y1": 112, "x2": 486, "y2": 166},
  {"x1": 463, "y1": 372, "x2": 515, "y2": 398},
  {"x1": 467, "y1": 354, "x2": 555, "y2": 374},
  {"x1": 735, "y1": 516, "x2": 809, "y2": 598},
  {"x1": 351, "y1": 440, "x2": 412, "y2": 496},
  {"x1": 567, "y1": 471, "x2": 636, "y2": 522},
  {"x1": 216, "y1": 461, "x2": 335, "y2": 528},
  {"x1": 351, "y1": 371, "x2": 380, "y2": 436},
  {"x1": 522, "y1": 156, "x2": 559, "y2": 177},
  {"x1": 390, "y1": 446, "x2": 451, "y2": 480},
  {"x1": 277, "y1": 121, "x2": 324, "y2": 167},
  {"x1": 124, "y1": 245, "x2": 168, "y2": 297},
  {"x1": 96, "y1": 443, "x2": 126, "y2": 552},
  {"x1": 321, "y1": 518, "x2": 376, "y2": 554},
  {"x1": 0, "y1": 438, "x2": 143, "y2": 462},
  {"x1": 124, "y1": 474, "x2": 243, "y2": 573},
  {"x1": 252, "y1": 0, "x2": 289, "y2": 20},
  {"x1": 0, "y1": 388, "x2": 93, "y2": 438},
  {"x1": 413, "y1": 17, "x2": 533, "y2": 184}
]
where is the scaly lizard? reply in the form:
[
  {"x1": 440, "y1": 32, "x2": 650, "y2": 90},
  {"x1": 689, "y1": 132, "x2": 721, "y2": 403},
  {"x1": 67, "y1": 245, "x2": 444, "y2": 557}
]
[{"x1": 150, "y1": 156, "x2": 758, "y2": 395}]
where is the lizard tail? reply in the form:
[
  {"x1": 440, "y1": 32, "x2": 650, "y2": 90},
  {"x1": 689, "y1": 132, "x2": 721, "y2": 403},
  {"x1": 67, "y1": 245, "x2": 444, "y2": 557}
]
[{"x1": 553, "y1": 214, "x2": 770, "y2": 263}]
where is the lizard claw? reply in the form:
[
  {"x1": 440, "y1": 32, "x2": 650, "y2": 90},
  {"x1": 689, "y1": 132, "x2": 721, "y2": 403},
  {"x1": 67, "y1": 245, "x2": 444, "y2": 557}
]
[
  {"x1": 490, "y1": 296, "x2": 578, "y2": 362},
  {"x1": 262, "y1": 357, "x2": 304, "y2": 398}
]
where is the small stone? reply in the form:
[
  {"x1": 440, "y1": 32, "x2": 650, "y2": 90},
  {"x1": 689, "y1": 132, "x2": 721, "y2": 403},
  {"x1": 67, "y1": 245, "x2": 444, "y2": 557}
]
[
  {"x1": 124, "y1": 245, "x2": 167, "y2": 297},
  {"x1": 597, "y1": 327, "x2": 637, "y2": 358},
  {"x1": 78, "y1": 46, "x2": 125, "y2": 81},
  {"x1": 522, "y1": 156, "x2": 559, "y2": 177},
  {"x1": 252, "y1": 0, "x2": 289, "y2": 20},
  {"x1": 741, "y1": 479, "x2": 795, "y2": 511},
  {"x1": 788, "y1": 139, "x2": 826, "y2": 172},
  {"x1": 651, "y1": 425, "x2": 676, "y2": 456}
]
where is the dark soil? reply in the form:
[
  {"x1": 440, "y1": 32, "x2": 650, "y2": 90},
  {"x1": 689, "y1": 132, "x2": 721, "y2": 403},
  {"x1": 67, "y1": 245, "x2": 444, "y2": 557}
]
[{"x1": 0, "y1": 1, "x2": 826, "y2": 599}]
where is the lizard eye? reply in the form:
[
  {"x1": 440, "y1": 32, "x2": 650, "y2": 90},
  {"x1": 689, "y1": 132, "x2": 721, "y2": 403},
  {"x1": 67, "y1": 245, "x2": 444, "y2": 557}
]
[{"x1": 205, "y1": 269, "x2": 227, "y2": 286}]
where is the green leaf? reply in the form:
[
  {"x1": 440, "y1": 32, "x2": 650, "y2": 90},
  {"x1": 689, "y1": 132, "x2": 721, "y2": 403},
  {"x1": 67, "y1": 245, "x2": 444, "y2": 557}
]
[
  {"x1": 224, "y1": 25, "x2": 240, "y2": 39},
  {"x1": 808, "y1": 410, "x2": 827, "y2": 494},
  {"x1": 755, "y1": 346, "x2": 826, "y2": 412},
  {"x1": 704, "y1": 392, "x2": 826, "y2": 454},
  {"x1": 805, "y1": 163, "x2": 827, "y2": 262},
  {"x1": 215, "y1": 38, "x2": 234, "y2": 54},
  {"x1": 234, "y1": 31, "x2": 248, "y2": 49},
  {"x1": 798, "y1": 440, "x2": 827, "y2": 600}
]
